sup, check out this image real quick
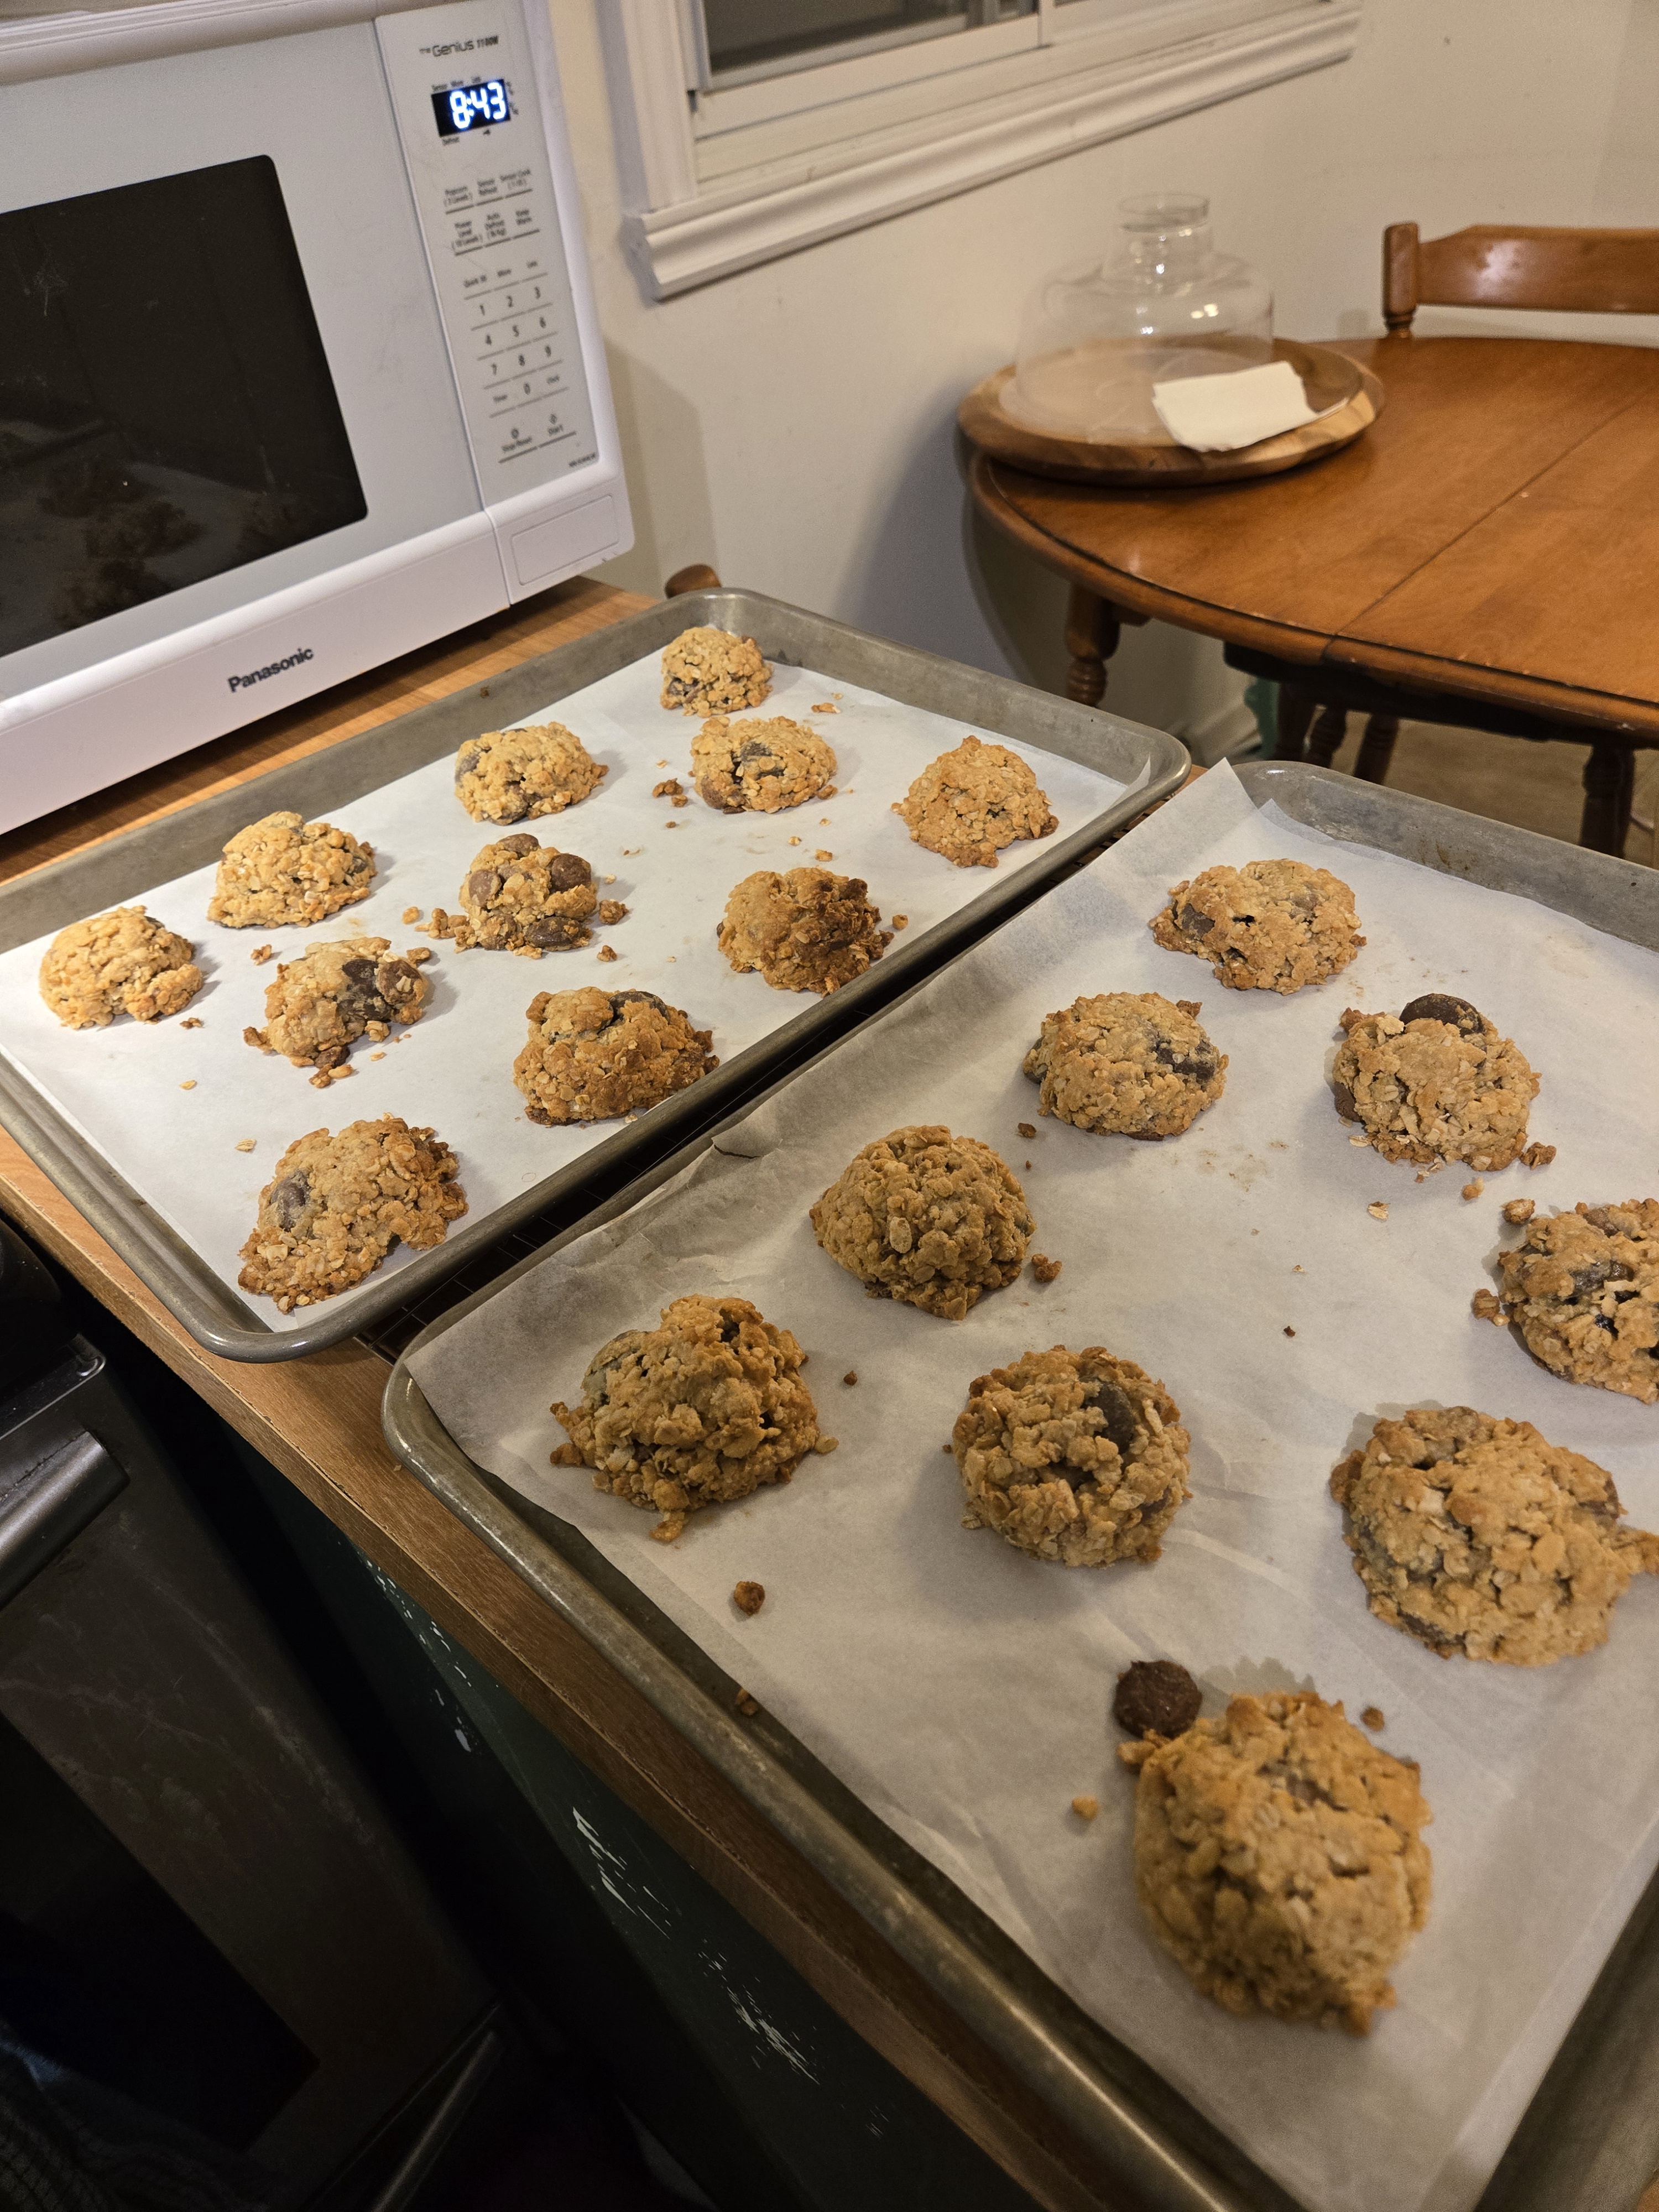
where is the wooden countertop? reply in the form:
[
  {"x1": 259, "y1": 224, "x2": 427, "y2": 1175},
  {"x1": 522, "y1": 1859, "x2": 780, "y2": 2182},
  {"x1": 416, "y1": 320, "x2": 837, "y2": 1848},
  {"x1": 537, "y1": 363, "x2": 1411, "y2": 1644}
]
[{"x1": 0, "y1": 576, "x2": 1128, "y2": 2212}]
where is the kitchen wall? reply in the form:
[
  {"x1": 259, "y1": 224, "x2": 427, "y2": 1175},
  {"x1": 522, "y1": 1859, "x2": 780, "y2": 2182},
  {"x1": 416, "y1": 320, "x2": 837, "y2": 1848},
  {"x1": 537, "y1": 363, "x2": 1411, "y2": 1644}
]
[{"x1": 558, "y1": 0, "x2": 1656, "y2": 756}]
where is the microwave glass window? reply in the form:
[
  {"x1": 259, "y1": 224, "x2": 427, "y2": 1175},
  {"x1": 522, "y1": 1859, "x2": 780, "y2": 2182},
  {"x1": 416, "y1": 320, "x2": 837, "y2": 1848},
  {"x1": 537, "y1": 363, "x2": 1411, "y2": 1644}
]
[
  {"x1": 431, "y1": 78, "x2": 512, "y2": 135},
  {"x1": 0, "y1": 156, "x2": 367, "y2": 660}
]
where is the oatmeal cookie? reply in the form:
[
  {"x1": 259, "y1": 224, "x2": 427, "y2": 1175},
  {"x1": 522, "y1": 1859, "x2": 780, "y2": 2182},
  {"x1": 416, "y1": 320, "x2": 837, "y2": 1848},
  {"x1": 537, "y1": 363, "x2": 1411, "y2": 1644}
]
[
  {"x1": 244, "y1": 937, "x2": 430, "y2": 1074},
  {"x1": 236, "y1": 1116, "x2": 466, "y2": 1313},
  {"x1": 952, "y1": 1345, "x2": 1190, "y2": 1566},
  {"x1": 453, "y1": 722, "x2": 606, "y2": 824},
  {"x1": 691, "y1": 716, "x2": 835, "y2": 813},
  {"x1": 1494, "y1": 1201, "x2": 1659, "y2": 1404},
  {"x1": 660, "y1": 627, "x2": 771, "y2": 716},
  {"x1": 1024, "y1": 992, "x2": 1225, "y2": 1140},
  {"x1": 717, "y1": 867, "x2": 890, "y2": 994},
  {"x1": 810, "y1": 1125, "x2": 1032, "y2": 1321},
  {"x1": 1120, "y1": 1689, "x2": 1431, "y2": 2033},
  {"x1": 1150, "y1": 859, "x2": 1361, "y2": 992},
  {"x1": 427, "y1": 833, "x2": 624, "y2": 953},
  {"x1": 1331, "y1": 1406, "x2": 1659, "y2": 1663},
  {"x1": 551, "y1": 1294, "x2": 823, "y2": 1540},
  {"x1": 207, "y1": 810, "x2": 375, "y2": 928},
  {"x1": 514, "y1": 986, "x2": 716, "y2": 1125},
  {"x1": 1333, "y1": 994, "x2": 1537, "y2": 1169},
  {"x1": 39, "y1": 906, "x2": 202, "y2": 1027},
  {"x1": 894, "y1": 735, "x2": 1056, "y2": 868}
]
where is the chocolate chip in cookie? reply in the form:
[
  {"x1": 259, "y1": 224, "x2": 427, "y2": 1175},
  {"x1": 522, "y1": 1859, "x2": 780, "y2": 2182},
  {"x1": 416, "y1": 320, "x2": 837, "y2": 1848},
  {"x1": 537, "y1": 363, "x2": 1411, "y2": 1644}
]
[
  {"x1": 1494, "y1": 1199, "x2": 1659, "y2": 1402},
  {"x1": 660, "y1": 627, "x2": 771, "y2": 716},
  {"x1": 1023, "y1": 992, "x2": 1225, "y2": 1140},
  {"x1": 692, "y1": 716, "x2": 835, "y2": 813},
  {"x1": 431, "y1": 833, "x2": 623, "y2": 954},
  {"x1": 245, "y1": 936, "x2": 431, "y2": 1074},
  {"x1": 454, "y1": 722, "x2": 606, "y2": 824},
  {"x1": 1150, "y1": 859, "x2": 1361, "y2": 993},
  {"x1": 514, "y1": 985, "x2": 717, "y2": 1126},
  {"x1": 1333, "y1": 1001, "x2": 1537, "y2": 1170},
  {"x1": 717, "y1": 866, "x2": 889, "y2": 994}
]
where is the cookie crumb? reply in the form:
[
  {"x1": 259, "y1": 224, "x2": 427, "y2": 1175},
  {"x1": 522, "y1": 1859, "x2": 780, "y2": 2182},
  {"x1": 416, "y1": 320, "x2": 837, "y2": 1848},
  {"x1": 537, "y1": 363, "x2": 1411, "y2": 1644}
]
[
  {"x1": 891, "y1": 914, "x2": 908, "y2": 930},
  {"x1": 179, "y1": 1078, "x2": 196, "y2": 1090},
  {"x1": 811, "y1": 701, "x2": 838, "y2": 713},
  {"x1": 401, "y1": 906, "x2": 420, "y2": 925},
  {"x1": 733, "y1": 1580, "x2": 765, "y2": 1616},
  {"x1": 1293, "y1": 1264, "x2": 1304, "y2": 1272},
  {"x1": 250, "y1": 943, "x2": 274, "y2": 964},
  {"x1": 664, "y1": 820, "x2": 680, "y2": 829},
  {"x1": 1462, "y1": 1178, "x2": 1484, "y2": 1201},
  {"x1": 180, "y1": 1016, "x2": 203, "y2": 1030},
  {"x1": 1071, "y1": 1795, "x2": 1099, "y2": 1821},
  {"x1": 734, "y1": 1688, "x2": 759, "y2": 1716},
  {"x1": 1176, "y1": 999, "x2": 1201, "y2": 1018},
  {"x1": 407, "y1": 946, "x2": 432, "y2": 964},
  {"x1": 653, "y1": 778, "x2": 683, "y2": 798},
  {"x1": 1524, "y1": 1142, "x2": 1556, "y2": 1169},
  {"x1": 842, "y1": 1370, "x2": 857, "y2": 1385},
  {"x1": 1284, "y1": 1325, "x2": 1296, "y2": 1337},
  {"x1": 1018, "y1": 1121, "x2": 1037, "y2": 1139},
  {"x1": 597, "y1": 944, "x2": 619, "y2": 963},
  {"x1": 1368, "y1": 1201, "x2": 1389, "y2": 1221},
  {"x1": 1025, "y1": 1159, "x2": 1032, "y2": 1168},
  {"x1": 603, "y1": 874, "x2": 616, "y2": 884},
  {"x1": 787, "y1": 836, "x2": 801, "y2": 847},
  {"x1": 812, "y1": 1435, "x2": 838, "y2": 1454},
  {"x1": 1349, "y1": 1133, "x2": 1371, "y2": 1147},
  {"x1": 1472, "y1": 1287, "x2": 1504, "y2": 1323},
  {"x1": 1361, "y1": 1707, "x2": 1385, "y2": 1731},
  {"x1": 820, "y1": 817, "x2": 831, "y2": 825},
  {"x1": 234, "y1": 1138, "x2": 256, "y2": 1152},
  {"x1": 1503, "y1": 1198, "x2": 1536, "y2": 1225},
  {"x1": 371, "y1": 1049, "x2": 387, "y2": 1060},
  {"x1": 1030, "y1": 1253, "x2": 1062, "y2": 1284},
  {"x1": 672, "y1": 794, "x2": 688, "y2": 808},
  {"x1": 815, "y1": 849, "x2": 833, "y2": 861}
]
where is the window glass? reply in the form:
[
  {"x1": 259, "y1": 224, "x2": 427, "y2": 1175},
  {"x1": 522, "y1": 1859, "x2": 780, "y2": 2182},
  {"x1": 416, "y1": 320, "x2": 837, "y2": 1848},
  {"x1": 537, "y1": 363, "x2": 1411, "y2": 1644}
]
[
  {"x1": 0, "y1": 155, "x2": 366, "y2": 661},
  {"x1": 703, "y1": 0, "x2": 968, "y2": 76}
]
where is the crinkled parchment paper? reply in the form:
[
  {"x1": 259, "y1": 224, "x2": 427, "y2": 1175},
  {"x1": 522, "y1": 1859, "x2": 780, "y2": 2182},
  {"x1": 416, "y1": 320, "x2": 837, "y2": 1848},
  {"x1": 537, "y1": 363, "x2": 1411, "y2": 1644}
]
[{"x1": 0, "y1": 649, "x2": 1123, "y2": 1327}]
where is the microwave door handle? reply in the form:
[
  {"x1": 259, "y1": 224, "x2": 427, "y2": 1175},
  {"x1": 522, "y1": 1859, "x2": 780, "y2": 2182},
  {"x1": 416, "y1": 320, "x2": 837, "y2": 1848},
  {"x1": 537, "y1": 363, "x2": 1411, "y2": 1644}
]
[{"x1": 0, "y1": 1430, "x2": 128, "y2": 1612}]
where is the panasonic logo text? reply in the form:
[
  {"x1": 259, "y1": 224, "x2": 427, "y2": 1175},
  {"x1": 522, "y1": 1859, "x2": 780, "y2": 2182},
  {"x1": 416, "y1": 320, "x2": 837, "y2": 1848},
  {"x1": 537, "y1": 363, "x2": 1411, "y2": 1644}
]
[{"x1": 228, "y1": 648, "x2": 315, "y2": 695}]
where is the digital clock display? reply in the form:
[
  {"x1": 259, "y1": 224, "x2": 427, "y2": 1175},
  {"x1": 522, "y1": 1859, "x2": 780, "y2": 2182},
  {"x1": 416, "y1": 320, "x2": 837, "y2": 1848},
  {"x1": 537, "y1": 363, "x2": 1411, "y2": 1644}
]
[{"x1": 431, "y1": 78, "x2": 510, "y2": 137}]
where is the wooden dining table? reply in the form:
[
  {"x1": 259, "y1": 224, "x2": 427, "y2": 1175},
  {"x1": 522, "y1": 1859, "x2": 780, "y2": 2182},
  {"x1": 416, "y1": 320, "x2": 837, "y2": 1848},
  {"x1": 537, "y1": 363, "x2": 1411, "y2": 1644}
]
[{"x1": 967, "y1": 333, "x2": 1659, "y2": 855}]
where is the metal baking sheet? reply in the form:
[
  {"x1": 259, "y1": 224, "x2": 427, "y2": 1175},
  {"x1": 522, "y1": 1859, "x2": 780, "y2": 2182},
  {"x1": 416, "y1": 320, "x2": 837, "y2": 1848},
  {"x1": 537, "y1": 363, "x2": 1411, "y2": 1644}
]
[
  {"x1": 0, "y1": 589, "x2": 1184, "y2": 1361},
  {"x1": 382, "y1": 763, "x2": 1659, "y2": 2212}
]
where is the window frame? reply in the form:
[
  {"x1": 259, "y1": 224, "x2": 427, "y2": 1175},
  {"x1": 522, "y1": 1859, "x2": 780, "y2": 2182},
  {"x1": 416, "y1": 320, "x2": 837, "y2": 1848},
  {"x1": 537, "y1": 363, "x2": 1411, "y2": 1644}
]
[{"x1": 601, "y1": 0, "x2": 1360, "y2": 299}]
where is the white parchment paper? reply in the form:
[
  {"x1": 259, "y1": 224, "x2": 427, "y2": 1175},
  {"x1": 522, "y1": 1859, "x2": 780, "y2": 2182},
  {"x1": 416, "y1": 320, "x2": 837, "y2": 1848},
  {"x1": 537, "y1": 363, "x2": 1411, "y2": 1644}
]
[
  {"x1": 0, "y1": 650, "x2": 1124, "y2": 1328},
  {"x1": 408, "y1": 764, "x2": 1659, "y2": 2212}
]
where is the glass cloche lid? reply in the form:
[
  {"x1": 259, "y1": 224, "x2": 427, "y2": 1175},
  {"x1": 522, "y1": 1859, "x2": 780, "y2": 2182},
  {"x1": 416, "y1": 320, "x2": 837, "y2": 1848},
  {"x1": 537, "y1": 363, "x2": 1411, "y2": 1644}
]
[{"x1": 1005, "y1": 193, "x2": 1274, "y2": 444}]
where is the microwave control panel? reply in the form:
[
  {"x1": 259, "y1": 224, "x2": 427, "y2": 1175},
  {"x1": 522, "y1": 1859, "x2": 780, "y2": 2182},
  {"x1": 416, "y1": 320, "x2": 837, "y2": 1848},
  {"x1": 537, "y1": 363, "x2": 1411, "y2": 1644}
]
[{"x1": 375, "y1": 0, "x2": 598, "y2": 499}]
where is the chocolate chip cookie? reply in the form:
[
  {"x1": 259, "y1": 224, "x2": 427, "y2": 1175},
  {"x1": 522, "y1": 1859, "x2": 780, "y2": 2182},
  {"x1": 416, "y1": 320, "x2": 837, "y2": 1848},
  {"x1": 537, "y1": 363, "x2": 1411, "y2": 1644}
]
[
  {"x1": 660, "y1": 627, "x2": 771, "y2": 716},
  {"x1": 513, "y1": 986, "x2": 717, "y2": 1125},
  {"x1": 1333, "y1": 995, "x2": 1537, "y2": 1170},
  {"x1": 691, "y1": 716, "x2": 835, "y2": 813},
  {"x1": 39, "y1": 906, "x2": 202, "y2": 1027},
  {"x1": 453, "y1": 722, "x2": 606, "y2": 824},
  {"x1": 550, "y1": 1294, "x2": 826, "y2": 1541},
  {"x1": 810, "y1": 1125, "x2": 1033, "y2": 1321},
  {"x1": 1331, "y1": 1405, "x2": 1659, "y2": 1663},
  {"x1": 427, "y1": 834, "x2": 627, "y2": 953},
  {"x1": 1494, "y1": 1201, "x2": 1659, "y2": 1403},
  {"x1": 207, "y1": 811, "x2": 375, "y2": 929},
  {"x1": 243, "y1": 937, "x2": 430, "y2": 1077},
  {"x1": 1150, "y1": 859, "x2": 1362, "y2": 993},
  {"x1": 1023, "y1": 992, "x2": 1225, "y2": 1140},
  {"x1": 952, "y1": 1345, "x2": 1191, "y2": 1566},
  {"x1": 1119, "y1": 1689, "x2": 1432, "y2": 2033},
  {"x1": 894, "y1": 735, "x2": 1057, "y2": 868},
  {"x1": 717, "y1": 867, "x2": 890, "y2": 994},
  {"x1": 237, "y1": 1115, "x2": 467, "y2": 1313}
]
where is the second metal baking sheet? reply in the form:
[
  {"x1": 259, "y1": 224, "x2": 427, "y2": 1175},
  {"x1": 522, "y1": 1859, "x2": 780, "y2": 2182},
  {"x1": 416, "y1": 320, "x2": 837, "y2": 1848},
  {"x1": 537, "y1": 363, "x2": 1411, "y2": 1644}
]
[{"x1": 399, "y1": 761, "x2": 1659, "y2": 2212}]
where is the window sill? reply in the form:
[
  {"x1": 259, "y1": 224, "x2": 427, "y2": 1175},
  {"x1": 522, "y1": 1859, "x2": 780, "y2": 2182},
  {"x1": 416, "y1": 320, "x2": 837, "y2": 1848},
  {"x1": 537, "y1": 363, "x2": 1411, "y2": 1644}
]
[{"x1": 623, "y1": 0, "x2": 1359, "y2": 300}]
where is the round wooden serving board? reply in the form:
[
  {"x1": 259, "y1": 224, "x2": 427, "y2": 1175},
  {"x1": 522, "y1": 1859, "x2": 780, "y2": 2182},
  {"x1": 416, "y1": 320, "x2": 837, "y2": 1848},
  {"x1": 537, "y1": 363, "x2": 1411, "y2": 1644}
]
[{"x1": 958, "y1": 340, "x2": 1385, "y2": 486}]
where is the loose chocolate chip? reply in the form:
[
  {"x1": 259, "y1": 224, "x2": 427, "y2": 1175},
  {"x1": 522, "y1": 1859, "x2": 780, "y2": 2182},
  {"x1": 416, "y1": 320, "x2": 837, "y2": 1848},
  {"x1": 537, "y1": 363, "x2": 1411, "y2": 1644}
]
[
  {"x1": 1081, "y1": 1376, "x2": 1140, "y2": 1457},
  {"x1": 1178, "y1": 906, "x2": 1214, "y2": 937},
  {"x1": 1399, "y1": 993, "x2": 1483, "y2": 1034},
  {"x1": 1114, "y1": 1658, "x2": 1202, "y2": 1740},
  {"x1": 270, "y1": 1170, "x2": 311, "y2": 1231},
  {"x1": 496, "y1": 832, "x2": 540, "y2": 857},
  {"x1": 467, "y1": 869, "x2": 502, "y2": 906},
  {"x1": 544, "y1": 852, "x2": 592, "y2": 891},
  {"x1": 1333, "y1": 1081, "x2": 1358, "y2": 1121}
]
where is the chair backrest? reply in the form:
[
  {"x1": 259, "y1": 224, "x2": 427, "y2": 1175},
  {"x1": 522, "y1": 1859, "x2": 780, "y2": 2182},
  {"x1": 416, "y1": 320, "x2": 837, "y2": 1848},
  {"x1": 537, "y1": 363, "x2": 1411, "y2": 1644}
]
[{"x1": 1383, "y1": 222, "x2": 1659, "y2": 333}]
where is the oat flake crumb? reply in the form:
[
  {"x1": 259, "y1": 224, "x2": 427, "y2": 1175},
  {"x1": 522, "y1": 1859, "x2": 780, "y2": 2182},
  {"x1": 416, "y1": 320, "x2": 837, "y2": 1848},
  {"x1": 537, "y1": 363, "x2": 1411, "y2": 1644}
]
[
  {"x1": 1030, "y1": 1253, "x2": 1062, "y2": 1284},
  {"x1": 180, "y1": 1017, "x2": 203, "y2": 1030},
  {"x1": 891, "y1": 914, "x2": 908, "y2": 930},
  {"x1": 1462, "y1": 1178, "x2": 1485, "y2": 1202},
  {"x1": 733, "y1": 1580, "x2": 765, "y2": 1616},
  {"x1": 1018, "y1": 1121, "x2": 1037, "y2": 1139},
  {"x1": 1503, "y1": 1198, "x2": 1536, "y2": 1224},
  {"x1": 234, "y1": 1138, "x2": 255, "y2": 1152},
  {"x1": 250, "y1": 944, "x2": 274, "y2": 964},
  {"x1": 179, "y1": 1078, "x2": 196, "y2": 1090},
  {"x1": 1071, "y1": 1795, "x2": 1100, "y2": 1821},
  {"x1": 1361, "y1": 1707, "x2": 1385, "y2": 1731},
  {"x1": 401, "y1": 906, "x2": 420, "y2": 925},
  {"x1": 1368, "y1": 1201, "x2": 1390, "y2": 1220},
  {"x1": 843, "y1": 1370, "x2": 858, "y2": 1385}
]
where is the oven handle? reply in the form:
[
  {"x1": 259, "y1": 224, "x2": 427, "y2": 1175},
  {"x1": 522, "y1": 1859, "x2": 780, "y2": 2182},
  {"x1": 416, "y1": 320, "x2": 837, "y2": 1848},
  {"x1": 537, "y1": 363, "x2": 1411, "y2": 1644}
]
[{"x1": 0, "y1": 1428, "x2": 129, "y2": 1611}]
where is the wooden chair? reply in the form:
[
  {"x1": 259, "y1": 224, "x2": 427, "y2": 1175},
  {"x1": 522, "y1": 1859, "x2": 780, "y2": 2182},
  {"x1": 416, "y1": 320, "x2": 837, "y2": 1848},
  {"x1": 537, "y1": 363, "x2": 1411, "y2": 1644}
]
[{"x1": 1254, "y1": 222, "x2": 1659, "y2": 854}]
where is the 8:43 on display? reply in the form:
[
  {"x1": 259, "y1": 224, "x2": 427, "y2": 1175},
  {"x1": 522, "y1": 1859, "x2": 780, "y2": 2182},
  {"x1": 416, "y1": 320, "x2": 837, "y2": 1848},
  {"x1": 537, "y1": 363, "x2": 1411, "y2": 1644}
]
[{"x1": 431, "y1": 78, "x2": 509, "y2": 135}]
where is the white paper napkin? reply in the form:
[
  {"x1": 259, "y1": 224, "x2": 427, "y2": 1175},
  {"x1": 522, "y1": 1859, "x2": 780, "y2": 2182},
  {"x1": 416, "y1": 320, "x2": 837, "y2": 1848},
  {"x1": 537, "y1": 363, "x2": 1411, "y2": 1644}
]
[{"x1": 1152, "y1": 358, "x2": 1320, "y2": 451}]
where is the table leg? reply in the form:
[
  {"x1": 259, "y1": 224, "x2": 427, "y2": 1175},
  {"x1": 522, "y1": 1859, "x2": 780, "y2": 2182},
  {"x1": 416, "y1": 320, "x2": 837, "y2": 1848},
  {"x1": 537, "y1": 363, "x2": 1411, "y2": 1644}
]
[
  {"x1": 1306, "y1": 703, "x2": 1348, "y2": 768},
  {"x1": 1353, "y1": 714, "x2": 1400, "y2": 785},
  {"x1": 1272, "y1": 687, "x2": 1317, "y2": 761},
  {"x1": 1580, "y1": 740, "x2": 1635, "y2": 855},
  {"x1": 1063, "y1": 585, "x2": 1121, "y2": 707}
]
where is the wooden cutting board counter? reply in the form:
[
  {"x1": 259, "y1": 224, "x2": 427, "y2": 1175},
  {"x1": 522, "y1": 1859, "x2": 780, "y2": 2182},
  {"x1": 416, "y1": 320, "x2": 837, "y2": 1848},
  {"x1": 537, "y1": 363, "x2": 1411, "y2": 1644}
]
[{"x1": 0, "y1": 575, "x2": 1126, "y2": 2212}]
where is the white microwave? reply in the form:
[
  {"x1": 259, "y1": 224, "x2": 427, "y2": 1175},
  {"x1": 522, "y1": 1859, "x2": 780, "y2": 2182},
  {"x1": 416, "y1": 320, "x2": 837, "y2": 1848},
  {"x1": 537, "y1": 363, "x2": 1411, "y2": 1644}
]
[{"x1": 0, "y1": 0, "x2": 632, "y2": 831}]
